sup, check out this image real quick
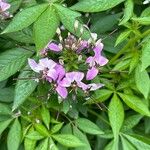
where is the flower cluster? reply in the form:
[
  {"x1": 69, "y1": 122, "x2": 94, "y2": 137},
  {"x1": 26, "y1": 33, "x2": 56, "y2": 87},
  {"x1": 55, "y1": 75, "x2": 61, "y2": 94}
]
[
  {"x1": 28, "y1": 28, "x2": 108, "y2": 99},
  {"x1": 0, "y1": 0, "x2": 10, "y2": 19}
]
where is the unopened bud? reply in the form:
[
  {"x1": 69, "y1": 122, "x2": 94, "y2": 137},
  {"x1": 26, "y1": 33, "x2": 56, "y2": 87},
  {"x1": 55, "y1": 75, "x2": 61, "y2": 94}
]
[
  {"x1": 78, "y1": 55, "x2": 82, "y2": 61},
  {"x1": 91, "y1": 33, "x2": 97, "y2": 41},
  {"x1": 56, "y1": 28, "x2": 61, "y2": 35},
  {"x1": 59, "y1": 59, "x2": 64, "y2": 65},
  {"x1": 80, "y1": 27, "x2": 84, "y2": 35},
  {"x1": 35, "y1": 119, "x2": 40, "y2": 124},
  {"x1": 74, "y1": 20, "x2": 79, "y2": 30}
]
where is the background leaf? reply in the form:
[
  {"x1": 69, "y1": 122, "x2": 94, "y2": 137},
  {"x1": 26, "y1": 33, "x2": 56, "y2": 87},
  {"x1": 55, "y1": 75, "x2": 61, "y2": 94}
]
[
  {"x1": 7, "y1": 118, "x2": 22, "y2": 150},
  {"x1": 2, "y1": 4, "x2": 48, "y2": 33},
  {"x1": 34, "y1": 6, "x2": 60, "y2": 51},
  {"x1": 0, "y1": 48, "x2": 32, "y2": 82},
  {"x1": 71, "y1": 0, "x2": 125, "y2": 12}
]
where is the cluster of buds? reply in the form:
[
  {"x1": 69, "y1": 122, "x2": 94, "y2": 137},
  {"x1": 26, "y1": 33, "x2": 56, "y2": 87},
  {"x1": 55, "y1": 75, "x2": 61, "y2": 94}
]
[
  {"x1": 0, "y1": 0, "x2": 10, "y2": 19},
  {"x1": 28, "y1": 22, "x2": 108, "y2": 99}
]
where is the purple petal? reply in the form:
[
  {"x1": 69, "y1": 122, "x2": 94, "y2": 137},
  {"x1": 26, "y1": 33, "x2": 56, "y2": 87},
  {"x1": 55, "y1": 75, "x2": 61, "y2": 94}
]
[
  {"x1": 28, "y1": 58, "x2": 40, "y2": 73},
  {"x1": 47, "y1": 69, "x2": 57, "y2": 81},
  {"x1": 39, "y1": 58, "x2": 56, "y2": 69},
  {"x1": 0, "y1": 1, "x2": 10, "y2": 11},
  {"x1": 77, "y1": 40, "x2": 88, "y2": 53},
  {"x1": 59, "y1": 78, "x2": 71, "y2": 87},
  {"x1": 48, "y1": 42, "x2": 62, "y2": 52},
  {"x1": 56, "y1": 85, "x2": 68, "y2": 99},
  {"x1": 86, "y1": 67, "x2": 99, "y2": 80},
  {"x1": 96, "y1": 56, "x2": 108, "y2": 66},
  {"x1": 55, "y1": 64, "x2": 65, "y2": 82},
  {"x1": 86, "y1": 56, "x2": 95, "y2": 67},
  {"x1": 88, "y1": 83, "x2": 104, "y2": 91},
  {"x1": 73, "y1": 72, "x2": 84, "y2": 82},
  {"x1": 77, "y1": 82, "x2": 88, "y2": 90}
]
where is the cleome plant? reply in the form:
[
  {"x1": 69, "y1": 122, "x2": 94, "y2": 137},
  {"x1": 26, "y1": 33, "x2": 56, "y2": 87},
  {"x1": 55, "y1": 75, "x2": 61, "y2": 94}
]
[{"x1": 0, "y1": 0, "x2": 150, "y2": 150}]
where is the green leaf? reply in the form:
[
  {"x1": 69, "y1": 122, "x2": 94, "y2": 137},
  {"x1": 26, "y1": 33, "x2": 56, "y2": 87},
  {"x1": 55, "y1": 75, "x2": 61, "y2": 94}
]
[
  {"x1": 118, "y1": 93, "x2": 150, "y2": 116},
  {"x1": 7, "y1": 118, "x2": 22, "y2": 150},
  {"x1": 119, "y1": 0, "x2": 134, "y2": 25},
  {"x1": 54, "y1": 4, "x2": 90, "y2": 39},
  {"x1": 0, "y1": 48, "x2": 32, "y2": 82},
  {"x1": 135, "y1": 65, "x2": 150, "y2": 99},
  {"x1": 73, "y1": 127, "x2": 91, "y2": 150},
  {"x1": 141, "y1": 7, "x2": 150, "y2": 17},
  {"x1": 34, "y1": 6, "x2": 59, "y2": 51},
  {"x1": 112, "y1": 59, "x2": 130, "y2": 71},
  {"x1": 35, "y1": 138, "x2": 49, "y2": 150},
  {"x1": 13, "y1": 68, "x2": 38, "y2": 110},
  {"x1": 41, "y1": 105, "x2": 50, "y2": 129},
  {"x1": 91, "y1": 13, "x2": 122, "y2": 34},
  {"x1": 24, "y1": 128, "x2": 37, "y2": 150},
  {"x1": 26, "y1": 131, "x2": 45, "y2": 140},
  {"x1": 122, "y1": 134, "x2": 150, "y2": 150},
  {"x1": 108, "y1": 94, "x2": 124, "y2": 138},
  {"x1": 129, "y1": 52, "x2": 139, "y2": 73},
  {"x1": 71, "y1": 0, "x2": 125, "y2": 12},
  {"x1": 6, "y1": 28, "x2": 34, "y2": 44},
  {"x1": 121, "y1": 136, "x2": 136, "y2": 150},
  {"x1": 141, "y1": 40, "x2": 150, "y2": 70},
  {"x1": 0, "y1": 87, "x2": 14, "y2": 103},
  {"x1": 49, "y1": 137, "x2": 58, "y2": 150},
  {"x1": 84, "y1": 89, "x2": 113, "y2": 104},
  {"x1": 115, "y1": 30, "x2": 131, "y2": 46},
  {"x1": 76, "y1": 118, "x2": 104, "y2": 135},
  {"x1": 132, "y1": 17, "x2": 150, "y2": 25},
  {"x1": 51, "y1": 123, "x2": 64, "y2": 134},
  {"x1": 0, "y1": 103, "x2": 11, "y2": 115},
  {"x1": 34, "y1": 124, "x2": 50, "y2": 137},
  {"x1": 0, "y1": 119, "x2": 12, "y2": 135},
  {"x1": 2, "y1": 4, "x2": 48, "y2": 33},
  {"x1": 52, "y1": 134, "x2": 84, "y2": 147},
  {"x1": 121, "y1": 114, "x2": 143, "y2": 132}
]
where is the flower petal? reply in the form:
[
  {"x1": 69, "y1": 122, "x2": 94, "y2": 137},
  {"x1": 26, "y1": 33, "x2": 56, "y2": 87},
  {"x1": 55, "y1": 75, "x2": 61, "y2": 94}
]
[
  {"x1": 48, "y1": 42, "x2": 62, "y2": 52},
  {"x1": 77, "y1": 82, "x2": 88, "y2": 90},
  {"x1": 56, "y1": 85, "x2": 68, "y2": 99},
  {"x1": 59, "y1": 78, "x2": 71, "y2": 87},
  {"x1": 88, "y1": 83, "x2": 104, "y2": 91},
  {"x1": 96, "y1": 56, "x2": 108, "y2": 66},
  {"x1": 28, "y1": 58, "x2": 40, "y2": 73},
  {"x1": 86, "y1": 67, "x2": 98, "y2": 80}
]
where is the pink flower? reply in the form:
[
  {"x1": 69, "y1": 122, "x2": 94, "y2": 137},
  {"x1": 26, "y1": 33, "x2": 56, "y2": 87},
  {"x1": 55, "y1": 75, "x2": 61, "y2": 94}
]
[
  {"x1": 60, "y1": 72, "x2": 87, "y2": 91},
  {"x1": 86, "y1": 42, "x2": 108, "y2": 80}
]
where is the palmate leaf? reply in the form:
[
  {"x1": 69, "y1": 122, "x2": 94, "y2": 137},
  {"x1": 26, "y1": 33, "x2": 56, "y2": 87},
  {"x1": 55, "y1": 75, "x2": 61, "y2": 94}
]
[
  {"x1": 34, "y1": 5, "x2": 60, "y2": 52},
  {"x1": 71, "y1": 0, "x2": 125, "y2": 12},
  {"x1": 0, "y1": 48, "x2": 33, "y2": 82},
  {"x1": 13, "y1": 67, "x2": 38, "y2": 110},
  {"x1": 108, "y1": 94, "x2": 124, "y2": 139},
  {"x1": 2, "y1": 4, "x2": 48, "y2": 33},
  {"x1": 7, "y1": 118, "x2": 22, "y2": 150},
  {"x1": 118, "y1": 93, "x2": 150, "y2": 116}
]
